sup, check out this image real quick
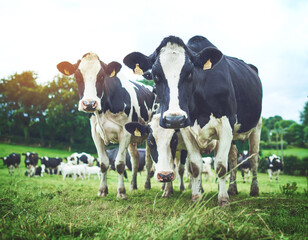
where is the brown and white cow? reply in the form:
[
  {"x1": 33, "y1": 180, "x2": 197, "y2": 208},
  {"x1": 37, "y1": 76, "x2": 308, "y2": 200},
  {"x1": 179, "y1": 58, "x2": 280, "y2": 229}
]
[{"x1": 57, "y1": 52, "x2": 155, "y2": 199}]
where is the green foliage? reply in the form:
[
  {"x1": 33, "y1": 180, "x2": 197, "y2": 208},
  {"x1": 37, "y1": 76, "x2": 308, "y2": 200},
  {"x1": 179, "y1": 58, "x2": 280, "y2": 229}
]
[
  {"x1": 300, "y1": 101, "x2": 308, "y2": 126},
  {"x1": 280, "y1": 182, "x2": 298, "y2": 195}
]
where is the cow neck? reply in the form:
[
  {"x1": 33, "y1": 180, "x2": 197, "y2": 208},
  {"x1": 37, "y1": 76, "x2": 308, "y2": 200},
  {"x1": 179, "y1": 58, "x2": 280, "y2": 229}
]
[{"x1": 94, "y1": 110, "x2": 123, "y2": 145}]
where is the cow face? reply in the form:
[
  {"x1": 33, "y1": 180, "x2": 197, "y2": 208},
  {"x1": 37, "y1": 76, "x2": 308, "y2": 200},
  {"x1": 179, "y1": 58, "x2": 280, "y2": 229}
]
[
  {"x1": 57, "y1": 53, "x2": 122, "y2": 113},
  {"x1": 124, "y1": 36, "x2": 223, "y2": 129},
  {"x1": 125, "y1": 115, "x2": 178, "y2": 182}
]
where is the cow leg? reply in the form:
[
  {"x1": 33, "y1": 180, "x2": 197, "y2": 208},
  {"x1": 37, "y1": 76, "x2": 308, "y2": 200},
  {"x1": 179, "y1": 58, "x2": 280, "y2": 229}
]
[
  {"x1": 228, "y1": 143, "x2": 238, "y2": 196},
  {"x1": 268, "y1": 169, "x2": 273, "y2": 182},
  {"x1": 214, "y1": 117, "x2": 233, "y2": 207},
  {"x1": 115, "y1": 132, "x2": 131, "y2": 199},
  {"x1": 249, "y1": 118, "x2": 262, "y2": 196},
  {"x1": 180, "y1": 128, "x2": 203, "y2": 203},
  {"x1": 276, "y1": 170, "x2": 280, "y2": 182},
  {"x1": 90, "y1": 117, "x2": 109, "y2": 197},
  {"x1": 144, "y1": 141, "x2": 153, "y2": 190},
  {"x1": 178, "y1": 163, "x2": 185, "y2": 192},
  {"x1": 247, "y1": 170, "x2": 251, "y2": 182},
  {"x1": 128, "y1": 143, "x2": 139, "y2": 190}
]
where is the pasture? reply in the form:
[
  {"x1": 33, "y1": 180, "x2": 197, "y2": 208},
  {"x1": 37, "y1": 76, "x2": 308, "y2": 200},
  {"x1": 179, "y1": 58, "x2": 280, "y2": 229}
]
[{"x1": 0, "y1": 144, "x2": 307, "y2": 239}]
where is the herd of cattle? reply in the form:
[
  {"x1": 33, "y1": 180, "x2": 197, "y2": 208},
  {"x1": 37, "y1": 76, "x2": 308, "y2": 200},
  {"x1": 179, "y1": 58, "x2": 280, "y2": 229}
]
[{"x1": 1, "y1": 34, "x2": 288, "y2": 206}]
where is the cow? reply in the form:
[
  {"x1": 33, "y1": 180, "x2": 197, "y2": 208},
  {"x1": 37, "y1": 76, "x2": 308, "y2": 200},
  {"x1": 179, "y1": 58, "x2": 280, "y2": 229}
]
[
  {"x1": 0, "y1": 153, "x2": 21, "y2": 176},
  {"x1": 238, "y1": 151, "x2": 251, "y2": 183},
  {"x1": 123, "y1": 35, "x2": 262, "y2": 206},
  {"x1": 266, "y1": 154, "x2": 283, "y2": 182},
  {"x1": 85, "y1": 165, "x2": 101, "y2": 180},
  {"x1": 76, "y1": 153, "x2": 95, "y2": 166},
  {"x1": 57, "y1": 52, "x2": 155, "y2": 199},
  {"x1": 23, "y1": 152, "x2": 39, "y2": 177},
  {"x1": 40, "y1": 156, "x2": 63, "y2": 174},
  {"x1": 34, "y1": 165, "x2": 46, "y2": 177},
  {"x1": 202, "y1": 157, "x2": 214, "y2": 182},
  {"x1": 125, "y1": 113, "x2": 217, "y2": 198}
]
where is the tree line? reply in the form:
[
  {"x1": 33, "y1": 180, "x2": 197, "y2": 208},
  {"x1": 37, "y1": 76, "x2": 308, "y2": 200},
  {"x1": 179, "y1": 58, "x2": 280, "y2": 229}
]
[{"x1": 0, "y1": 71, "x2": 307, "y2": 154}]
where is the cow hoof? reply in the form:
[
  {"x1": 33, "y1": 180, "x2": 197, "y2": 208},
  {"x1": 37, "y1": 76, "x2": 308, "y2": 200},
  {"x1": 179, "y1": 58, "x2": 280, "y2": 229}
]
[
  {"x1": 218, "y1": 197, "x2": 230, "y2": 207},
  {"x1": 117, "y1": 188, "x2": 127, "y2": 200},
  {"x1": 98, "y1": 187, "x2": 108, "y2": 197},
  {"x1": 179, "y1": 185, "x2": 185, "y2": 192},
  {"x1": 144, "y1": 181, "x2": 151, "y2": 190}
]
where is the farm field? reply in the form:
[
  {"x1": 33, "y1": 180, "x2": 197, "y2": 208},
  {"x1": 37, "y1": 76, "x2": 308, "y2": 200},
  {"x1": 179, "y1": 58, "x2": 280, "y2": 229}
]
[{"x1": 0, "y1": 143, "x2": 307, "y2": 239}]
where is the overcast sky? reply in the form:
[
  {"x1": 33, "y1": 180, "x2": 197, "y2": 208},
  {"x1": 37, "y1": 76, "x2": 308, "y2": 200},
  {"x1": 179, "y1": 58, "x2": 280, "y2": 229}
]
[{"x1": 0, "y1": 0, "x2": 307, "y2": 122}]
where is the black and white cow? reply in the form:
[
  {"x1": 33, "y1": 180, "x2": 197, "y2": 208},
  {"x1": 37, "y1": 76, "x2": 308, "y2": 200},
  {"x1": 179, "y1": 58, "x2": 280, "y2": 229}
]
[
  {"x1": 40, "y1": 157, "x2": 63, "y2": 174},
  {"x1": 76, "y1": 153, "x2": 95, "y2": 166},
  {"x1": 124, "y1": 35, "x2": 262, "y2": 206},
  {"x1": 0, "y1": 153, "x2": 21, "y2": 176},
  {"x1": 125, "y1": 113, "x2": 217, "y2": 198},
  {"x1": 23, "y1": 152, "x2": 39, "y2": 177},
  {"x1": 238, "y1": 150, "x2": 251, "y2": 183},
  {"x1": 57, "y1": 52, "x2": 155, "y2": 199},
  {"x1": 266, "y1": 154, "x2": 283, "y2": 182}
]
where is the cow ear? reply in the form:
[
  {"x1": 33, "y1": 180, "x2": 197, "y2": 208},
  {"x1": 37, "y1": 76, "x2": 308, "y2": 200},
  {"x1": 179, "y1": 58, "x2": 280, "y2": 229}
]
[
  {"x1": 57, "y1": 61, "x2": 79, "y2": 76},
  {"x1": 194, "y1": 47, "x2": 223, "y2": 71},
  {"x1": 125, "y1": 122, "x2": 151, "y2": 137},
  {"x1": 123, "y1": 52, "x2": 153, "y2": 76},
  {"x1": 106, "y1": 61, "x2": 122, "y2": 77}
]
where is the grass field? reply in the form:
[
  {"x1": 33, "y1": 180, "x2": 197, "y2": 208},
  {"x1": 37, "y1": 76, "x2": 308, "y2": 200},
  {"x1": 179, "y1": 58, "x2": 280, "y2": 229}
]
[{"x1": 0, "y1": 143, "x2": 307, "y2": 239}]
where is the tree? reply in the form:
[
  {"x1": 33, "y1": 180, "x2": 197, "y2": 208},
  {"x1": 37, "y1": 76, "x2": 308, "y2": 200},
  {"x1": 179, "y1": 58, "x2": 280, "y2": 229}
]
[
  {"x1": 0, "y1": 71, "x2": 40, "y2": 142},
  {"x1": 300, "y1": 101, "x2": 308, "y2": 126}
]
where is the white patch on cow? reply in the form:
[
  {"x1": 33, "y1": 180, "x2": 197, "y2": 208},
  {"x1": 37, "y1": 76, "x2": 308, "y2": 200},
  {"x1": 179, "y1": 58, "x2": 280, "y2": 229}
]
[
  {"x1": 78, "y1": 52, "x2": 102, "y2": 111},
  {"x1": 159, "y1": 43, "x2": 187, "y2": 118},
  {"x1": 149, "y1": 114, "x2": 175, "y2": 180}
]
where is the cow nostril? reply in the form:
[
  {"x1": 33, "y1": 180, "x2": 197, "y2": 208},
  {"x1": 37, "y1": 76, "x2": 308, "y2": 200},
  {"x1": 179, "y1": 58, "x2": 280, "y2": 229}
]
[
  {"x1": 82, "y1": 100, "x2": 97, "y2": 111},
  {"x1": 157, "y1": 172, "x2": 175, "y2": 182},
  {"x1": 163, "y1": 115, "x2": 187, "y2": 128}
]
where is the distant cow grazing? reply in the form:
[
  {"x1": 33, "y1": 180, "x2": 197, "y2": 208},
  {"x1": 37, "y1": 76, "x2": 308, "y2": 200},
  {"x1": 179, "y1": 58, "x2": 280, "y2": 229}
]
[
  {"x1": 0, "y1": 153, "x2": 21, "y2": 176},
  {"x1": 40, "y1": 157, "x2": 62, "y2": 174},
  {"x1": 23, "y1": 152, "x2": 39, "y2": 177},
  {"x1": 77, "y1": 153, "x2": 95, "y2": 166},
  {"x1": 124, "y1": 35, "x2": 262, "y2": 206},
  {"x1": 267, "y1": 154, "x2": 283, "y2": 182},
  {"x1": 202, "y1": 157, "x2": 214, "y2": 182},
  {"x1": 57, "y1": 52, "x2": 155, "y2": 199},
  {"x1": 238, "y1": 151, "x2": 251, "y2": 183}
]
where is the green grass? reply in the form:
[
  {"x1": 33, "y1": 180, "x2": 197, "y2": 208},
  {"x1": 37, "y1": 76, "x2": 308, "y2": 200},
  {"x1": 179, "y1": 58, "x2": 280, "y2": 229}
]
[{"x1": 0, "y1": 143, "x2": 307, "y2": 239}]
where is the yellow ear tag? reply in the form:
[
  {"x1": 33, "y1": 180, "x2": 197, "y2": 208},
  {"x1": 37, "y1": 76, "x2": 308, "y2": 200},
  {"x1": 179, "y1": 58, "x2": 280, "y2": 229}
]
[
  {"x1": 64, "y1": 69, "x2": 70, "y2": 75},
  {"x1": 203, "y1": 59, "x2": 212, "y2": 70},
  {"x1": 134, "y1": 128, "x2": 141, "y2": 137},
  {"x1": 110, "y1": 69, "x2": 116, "y2": 77},
  {"x1": 134, "y1": 64, "x2": 143, "y2": 75}
]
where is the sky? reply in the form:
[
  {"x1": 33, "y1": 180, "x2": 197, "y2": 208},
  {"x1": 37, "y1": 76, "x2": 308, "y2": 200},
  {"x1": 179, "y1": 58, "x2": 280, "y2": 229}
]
[{"x1": 0, "y1": 0, "x2": 307, "y2": 123}]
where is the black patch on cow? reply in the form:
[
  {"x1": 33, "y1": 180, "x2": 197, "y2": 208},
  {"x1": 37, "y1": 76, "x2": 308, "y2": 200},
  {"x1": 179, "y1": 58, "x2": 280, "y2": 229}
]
[
  {"x1": 100, "y1": 76, "x2": 131, "y2": 115},
  {"x1": 180, "y1": 150, "x2": 187, "y2": 165},
  {"x1": 96, "y1": 68, "x2": 106, "y2": 98},
  {"x1": 187, "y1": 35, "x2": 216, "y2": 54},
  {"x1": 170, "y1": 132, "x2": 178, "y2": 159},
  {"x1": 74, "y1": 69, "x2": 85, "y2": 99},
  {"x1": 130, "y1": 81, "x2": 154, "y2": 122},
  {"x1": 132, "y1": 107, "x2": 138, "y2": 122},
  {"x1": 147, "y1": 133, "x2": 158, "y2": 163}
]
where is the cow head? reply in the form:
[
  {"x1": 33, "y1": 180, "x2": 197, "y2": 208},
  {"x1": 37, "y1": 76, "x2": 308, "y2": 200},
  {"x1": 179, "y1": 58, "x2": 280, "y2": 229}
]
[
  {"x1": 125, "y1": 115, "x2": 178, "y2": 182},
  {"x1": 57, "y1": 52, "x2": 122, "y2": 113},
  {"x1": 124, "y1": 36, "x2": 223, "y2": 129}
]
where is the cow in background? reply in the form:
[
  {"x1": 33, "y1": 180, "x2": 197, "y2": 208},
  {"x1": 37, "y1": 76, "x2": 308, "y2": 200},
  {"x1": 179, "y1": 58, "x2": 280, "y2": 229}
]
[
  {"x1": 57, "y1": 52, "x2": 155, "y2": 199},
  {"x1": 267, "y1": 154, "x2": 283, "y2": 182},
  {"x1": 0, "y1": 153, "x2": 21, "y2": 176},
  {"x1": 40, "y1": 157, "x2": 63, "y2": 174},
  {"x1": 202, "y1": 157, "x2": 214, "y2": 182},
  {"x1": 124, "y1": 35, "x2": 262, "y2": 206},
  {"x1": 23, "y1": 152, "x2": 38, "y2": 177},
  {"x1": 238, "y1": 150, "x2": 251, "y2": 183}
]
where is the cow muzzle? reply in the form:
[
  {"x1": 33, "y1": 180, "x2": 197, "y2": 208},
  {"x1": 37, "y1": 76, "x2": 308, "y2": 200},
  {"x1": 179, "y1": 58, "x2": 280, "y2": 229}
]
[
  {"x1": 161, "y1": 115, "x2": 188, "y2": 129},
  {"x1": 81, "y1": 99, "x2": 98, "y2": 112},
  {"x1": 157, "y1": 171, "x2": 175, "y2": 182}
]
